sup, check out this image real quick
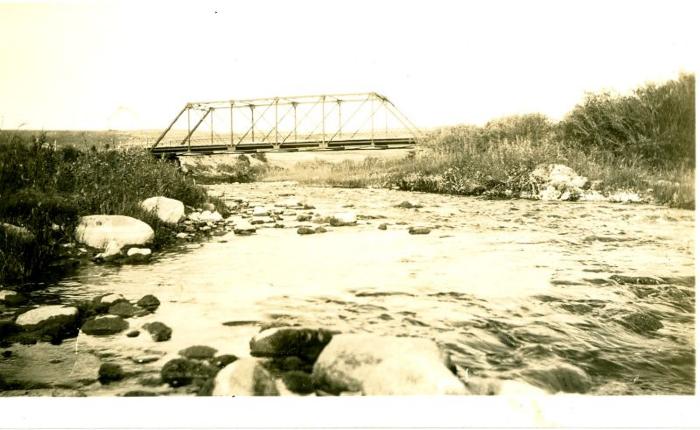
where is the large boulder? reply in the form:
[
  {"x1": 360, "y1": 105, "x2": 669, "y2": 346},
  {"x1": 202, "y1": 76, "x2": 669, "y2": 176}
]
[
  {"x1": 529, "y1": 164, "x2": 588, "y2": 201},
  {"x1": 140, "y1": 196, "x2": 185, "y2": 224},
  {"x1": 212, "y1": 358, "x2": 279, "y2": 396},
  {"x1": 312, "y1": 334, "x2": 467, "y2": 395},
  {"x1": 75, "y1": 215, "x2": 154, "y2": 250},
  {"x1": 15, "y1": 305, "x2": 78, "y2": 329},
  {"x1": 14, "y1": 305, "x2": 80, "y2": 343},
  {"x1": 250, "y1": 327, "x2": 336, "y2": 361}
]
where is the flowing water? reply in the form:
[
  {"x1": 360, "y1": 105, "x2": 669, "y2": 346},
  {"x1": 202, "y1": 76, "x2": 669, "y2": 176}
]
[{"x1": 1, "y1": 182, "x2": 695, "y2": 395}]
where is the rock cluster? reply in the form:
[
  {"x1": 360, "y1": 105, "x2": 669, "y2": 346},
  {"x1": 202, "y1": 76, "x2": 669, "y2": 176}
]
[
  {"x1": 211, "y1": 327, "x2": 467, "y2": 396},
  {"x1": 0, "y1": 291, "x2": 167, "y2": 347},
  {"x1": 529, "y1": 164, "x2": 589, "y2": 201}
]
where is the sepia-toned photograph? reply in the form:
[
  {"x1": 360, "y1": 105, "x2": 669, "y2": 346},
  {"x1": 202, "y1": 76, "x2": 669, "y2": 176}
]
[{"x1": 0, "y1": 0, "x2": 696, "y2": 426}]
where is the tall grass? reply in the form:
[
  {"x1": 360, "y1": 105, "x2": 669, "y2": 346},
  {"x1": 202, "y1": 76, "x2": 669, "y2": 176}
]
[
  {"x1": 265, "y1": 74, "x2": 695, "y2": 208},
  {"x1": 559, "y1": 73, "x2": 695, "y2": 167},
  {"x1": 0, "y1": 133, "x2": 220, "y2": 284}
]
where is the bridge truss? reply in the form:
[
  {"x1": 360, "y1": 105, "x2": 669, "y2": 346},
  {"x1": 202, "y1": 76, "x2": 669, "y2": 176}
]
[{"x1": 150, "y1": 92, "x2": 421, "y2": 155}]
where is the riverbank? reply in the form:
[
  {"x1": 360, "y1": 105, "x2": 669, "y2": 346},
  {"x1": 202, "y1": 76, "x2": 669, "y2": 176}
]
[
  {"x1": 0, "y1": 133, "x2": 227, "y2": 286},
  {"x1": 261, "y1": 74, "x2": 694, "y2": 209}
]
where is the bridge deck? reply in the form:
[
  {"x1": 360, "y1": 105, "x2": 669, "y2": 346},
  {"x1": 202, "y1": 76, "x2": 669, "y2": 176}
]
[{"x1": 150, "y1": 137, "x2": 416, "y2": 155}]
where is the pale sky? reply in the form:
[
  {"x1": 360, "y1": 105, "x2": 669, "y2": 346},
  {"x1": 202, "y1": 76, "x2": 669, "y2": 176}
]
[{"x1": 0, "y1": 0, "x2": 697, "y2": 130}]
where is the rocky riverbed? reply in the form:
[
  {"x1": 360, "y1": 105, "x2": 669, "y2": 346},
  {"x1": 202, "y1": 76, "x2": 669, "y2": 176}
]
[{"x1": 0, "y1": 181, "x2": 694, "y2": 395}]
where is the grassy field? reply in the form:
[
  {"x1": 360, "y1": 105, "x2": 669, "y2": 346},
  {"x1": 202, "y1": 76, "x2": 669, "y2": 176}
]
[
  {"x1": 0, "y1": 129, "x2": 162, "y2": 151},
  {"x1": 0, "y1": 132, "x2": 225, "y2": 285},
  {"x1": 264, "y1": 74, "x2": 695, "y2": 209}
]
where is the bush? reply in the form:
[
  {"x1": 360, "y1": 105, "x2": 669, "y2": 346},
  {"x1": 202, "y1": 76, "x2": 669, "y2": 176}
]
[
  {"x1": 560, "y1": 73, "x2": 695, "y2": 167},
  {"x1": 0, "y1": 132, "x2": 217, "y2": 284}
]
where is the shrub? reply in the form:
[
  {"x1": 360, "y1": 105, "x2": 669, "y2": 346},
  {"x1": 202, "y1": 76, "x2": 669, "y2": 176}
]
[
  {"x1": 560, "y1": 73, "x2": 695, "y2": 167},
  {"x1": 0, "y1": 133, "x2": 218, "y2": 284}
]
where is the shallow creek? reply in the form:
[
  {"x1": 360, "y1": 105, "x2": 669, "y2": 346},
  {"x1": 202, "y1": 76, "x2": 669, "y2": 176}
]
[{"x1": 1, "y1": 182, "x2": 695, "y2": 395}]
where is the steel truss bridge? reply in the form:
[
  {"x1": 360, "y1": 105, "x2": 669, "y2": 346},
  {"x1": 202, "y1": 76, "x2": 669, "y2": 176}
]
[{"x1": 150, "y1": 92, "x2": 421, "y2": 156}]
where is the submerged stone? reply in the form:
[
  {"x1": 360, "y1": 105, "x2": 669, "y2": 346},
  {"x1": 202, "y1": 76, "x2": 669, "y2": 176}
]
[
  {"x1": 81, "y1": 316, "x2": 129, "y2": 335},
  {"x1": 143, "y1": 322, "x2": 172, "y2": 342},
  {"x1": 408, "y1": 227, "x2": 431, "y2": 235},
  {"x1": 108, "y1": 301, "x2": 137, "y2": 318},
  {"x1": 296, "y1": 227, "x2": 315, "y2": 235},
  {"x1": 395, "y1": 201, "x2": 423, "y2": 209},
  {"x1": 621, "y1": 311, "x2": 664, "y2": 334},
  {"x1": 522, "y1": 363, "x2": 592, "y2": 394},
  {"x1": 160, "y1": 358, "x2": 218, "y2": 388},
  {"x1": 329, "y1": 212, "x2": 357, "y2": 227},
  {"x1": 136, "y1": 295, "x2": 160, "y2": 312},
  {"x1": 179, "y1": 345, "x2": 218, "y2": 360},
  {"x1": 98, "y1": 363, "x2": 124, "y2": 384}
]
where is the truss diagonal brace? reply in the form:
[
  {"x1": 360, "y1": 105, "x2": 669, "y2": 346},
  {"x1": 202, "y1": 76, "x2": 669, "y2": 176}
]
[{"x1": 179, "y1": 108, "x2": 213, "y2": 151}]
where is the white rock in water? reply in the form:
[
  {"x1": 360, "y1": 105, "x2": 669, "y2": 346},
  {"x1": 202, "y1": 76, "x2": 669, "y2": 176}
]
[
  {"x1": 199, "y1": 210, "x2": 223, "y2": 222},
  {"x1": 15, "y1": 305, "x2": 78, "y2": 328},
  {"x1": 312, "y1": 334, "x2": 467, "y2": 395},
  {"x1": 140, "y1": 196, "x2": 185, "y2": 225},
  {"x1": 175, "y1": 232, "x2": 188, "y2": 239},
  {"x1": 212, "y1": 358, "x2": 279, "y2": 396},
  {"x1": 187, "y1": 212, "x2": 201, "y2": 222},
  {"x1": 126, "y1": 247, "x2": 152, "y2": 257},
  {"x1": 608, "y1": 191, "x2": 642, "y2": 203},
  {"x1": 252, "y1": 206, "x2": 269, "y2": 216},
  {"x1": 75, "y1": 215, "x2": 154, "y2": 250},
  {"x1": 329, "y1": 212, "x2": 357, "y2": 226},
  {"x1": 96, "y1": 240, "x2": 123, "y2": 260},
  {"x1": 233, "y1": 221, "x2": 256, "y2": 235}
]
